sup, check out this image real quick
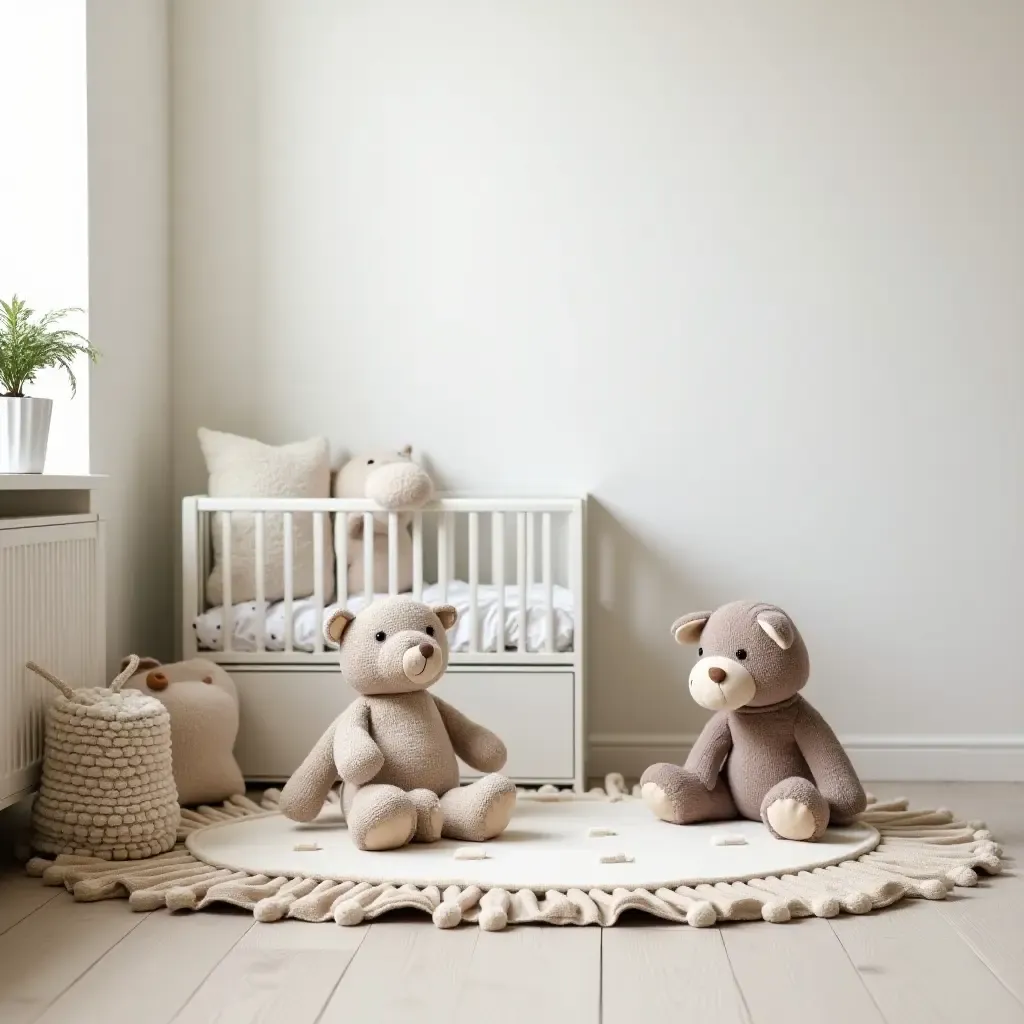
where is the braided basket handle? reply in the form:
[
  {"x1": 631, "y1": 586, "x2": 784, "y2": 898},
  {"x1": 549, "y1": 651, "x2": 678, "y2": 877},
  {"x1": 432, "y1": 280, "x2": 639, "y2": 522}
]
[
  {"x1": 25, "y1": 662, "x2": 77, "y2": 701},
  {"x1": 110, "y1": 654, "x2": 140, "y2": 693}
]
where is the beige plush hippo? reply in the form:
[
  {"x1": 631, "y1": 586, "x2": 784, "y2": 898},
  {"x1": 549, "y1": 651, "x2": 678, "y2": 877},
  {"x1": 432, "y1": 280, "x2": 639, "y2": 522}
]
[
  {"x1": 641, "y1": 601, "x2": 866, "y2": 842},
  {"x1": 332, "y1": 446, "x2": 434, "y2": 595},
  {"x1": 119, "y1": 657, "x2": 245, "y2": 807},
  {"x1": 279, "y1": 596, "x2": 517, "y2": 851}
]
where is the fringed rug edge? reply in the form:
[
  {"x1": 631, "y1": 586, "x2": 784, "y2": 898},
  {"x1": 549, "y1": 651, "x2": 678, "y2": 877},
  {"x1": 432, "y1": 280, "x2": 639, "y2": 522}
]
[{"x1": 25, "y1": 774, "x2": 1005, "y2": 930}]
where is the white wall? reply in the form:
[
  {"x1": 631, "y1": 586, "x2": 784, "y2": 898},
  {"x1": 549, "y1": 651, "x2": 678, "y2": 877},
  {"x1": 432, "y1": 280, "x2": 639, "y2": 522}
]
[
  {"x1": 0, "y1": 0, "x2": 89, "y2": 473},
  {"x1": 171, "y1": 1, "x2": 1024, "y2": 776},
  {"x1": 88, "y1": 0, "x2": 173, "y2": 672}
]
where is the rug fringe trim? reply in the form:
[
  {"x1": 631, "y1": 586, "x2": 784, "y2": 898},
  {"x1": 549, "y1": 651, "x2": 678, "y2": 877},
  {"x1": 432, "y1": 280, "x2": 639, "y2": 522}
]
[{"x1": 25, "y1": 775, "x2": 1004, "y2": 930}]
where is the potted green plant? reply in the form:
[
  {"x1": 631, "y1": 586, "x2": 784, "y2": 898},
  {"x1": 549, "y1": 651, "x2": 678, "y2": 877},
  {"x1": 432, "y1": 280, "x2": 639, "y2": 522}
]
[{"x1": 0, "y1": 295, "x2": 98, "y2": 473}]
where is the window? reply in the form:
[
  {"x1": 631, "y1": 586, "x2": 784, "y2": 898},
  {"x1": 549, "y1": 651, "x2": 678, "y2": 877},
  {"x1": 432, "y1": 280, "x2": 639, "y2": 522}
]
[{"x1": 0, "y1": 0, "x2": 88, "y2": 473}]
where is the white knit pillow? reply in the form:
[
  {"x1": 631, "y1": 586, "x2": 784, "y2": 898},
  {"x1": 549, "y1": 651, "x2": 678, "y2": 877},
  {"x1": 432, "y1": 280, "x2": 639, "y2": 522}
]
[{"x1": 199, "y1": 428, "x2": 334, "y2": 606}]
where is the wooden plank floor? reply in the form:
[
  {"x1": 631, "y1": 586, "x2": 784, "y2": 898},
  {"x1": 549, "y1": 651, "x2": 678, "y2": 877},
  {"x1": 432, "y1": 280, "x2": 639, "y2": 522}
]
[{"x1": 0, "y1": 782, "x2": 1020, "y2": 1024}]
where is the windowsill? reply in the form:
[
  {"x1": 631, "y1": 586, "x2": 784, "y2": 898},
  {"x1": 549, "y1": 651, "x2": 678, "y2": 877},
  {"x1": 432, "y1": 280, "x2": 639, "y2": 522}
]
[{"x1": 0, "y1": 474, "x2": 105, "y2": 491}]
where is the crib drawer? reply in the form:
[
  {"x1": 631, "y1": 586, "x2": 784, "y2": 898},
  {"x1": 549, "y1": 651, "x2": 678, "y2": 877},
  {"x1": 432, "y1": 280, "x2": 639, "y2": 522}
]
[
  {"x1": 434, "y1": 669, "x2": 576, "y2": 783},
  {"x1": 231, "y1": 667, "x2": 575, "y2": 784},
  {"x1": 233, "y1": 668, "x2": 348, "y2": 781}
]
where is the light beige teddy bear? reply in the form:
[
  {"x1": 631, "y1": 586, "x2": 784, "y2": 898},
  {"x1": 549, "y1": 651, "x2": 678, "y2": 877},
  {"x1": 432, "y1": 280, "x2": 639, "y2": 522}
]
[
  {"x1": 332, "y1": 446, "x2": 434, "y2": 595},
  {"x1": 279, "y1": 596, "x2": 517, "y2": 851}
]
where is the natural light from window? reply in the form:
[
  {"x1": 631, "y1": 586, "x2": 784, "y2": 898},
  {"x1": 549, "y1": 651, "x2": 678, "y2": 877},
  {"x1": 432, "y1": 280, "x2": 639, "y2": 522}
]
[{"x1": 0, "y1": 0, "x2": 88, "y2": 474}]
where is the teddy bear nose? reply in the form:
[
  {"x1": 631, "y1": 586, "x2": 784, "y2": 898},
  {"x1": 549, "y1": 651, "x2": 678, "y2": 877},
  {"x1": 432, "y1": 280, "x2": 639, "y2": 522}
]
[
  {"x1": 419, "y1": 643, "x2": 434, "y2": 659},
  {"x1": 708, "y1": 666, "x2": 727, "y2": 684}
]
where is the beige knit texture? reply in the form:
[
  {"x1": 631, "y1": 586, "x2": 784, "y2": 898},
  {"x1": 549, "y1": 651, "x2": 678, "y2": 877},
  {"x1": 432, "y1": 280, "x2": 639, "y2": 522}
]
[
  {"x1": 25, "y1": 776, "x2": 1003, "y2": 929},
  {"x1": 28, "y1": 657, "x2": 180, "y2": 861}
]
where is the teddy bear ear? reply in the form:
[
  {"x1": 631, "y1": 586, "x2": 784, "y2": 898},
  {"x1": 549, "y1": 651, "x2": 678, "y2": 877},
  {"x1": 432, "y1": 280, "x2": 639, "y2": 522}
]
[
  {"x1": 432, "y1": 604, "x2": 458, "y2": 631},
  {"x1": 671, "y1": 612, "x2": 712, "y2": 645},
  {"x1": 324, "y1": 609, "x2": 355, "y2": 647},
  {"x1": 122, "y1": 656, "x2": 161, "y2": 672},
  {"x1": 756, "y1": 609, "x2": 795, "y2": 650}
]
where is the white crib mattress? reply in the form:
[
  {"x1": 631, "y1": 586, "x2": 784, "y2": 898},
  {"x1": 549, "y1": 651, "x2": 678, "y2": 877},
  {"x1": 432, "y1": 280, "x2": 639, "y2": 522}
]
[{"x1": 193, "y1": 580, "x2": 574, "y2": 655}]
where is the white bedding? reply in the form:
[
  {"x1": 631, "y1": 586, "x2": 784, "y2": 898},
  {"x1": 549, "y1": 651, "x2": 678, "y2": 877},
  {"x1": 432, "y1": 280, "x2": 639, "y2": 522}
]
[{"x1": 193, "y1": 580, "x2": 574, "y2": 654}]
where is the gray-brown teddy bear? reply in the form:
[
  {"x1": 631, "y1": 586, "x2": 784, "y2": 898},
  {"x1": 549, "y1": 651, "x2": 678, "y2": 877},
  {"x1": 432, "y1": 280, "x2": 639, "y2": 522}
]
[
  {"x1": 279, "y1": 596, "x2": 517, "y2": 850},
  {"x1": 641, "y1": 601, "x2": 866, "y2": 841}
]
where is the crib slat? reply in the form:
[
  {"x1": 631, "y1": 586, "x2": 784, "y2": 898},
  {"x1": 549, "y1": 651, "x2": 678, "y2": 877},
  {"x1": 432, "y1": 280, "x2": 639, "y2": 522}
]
[
  {"x1": 542, "y1": 512, "x2": 554, "y2": 652},
  {"x1": 337, "y1": 512, "x2": 349, "y2": 607},
  {"x1": 220, "y1": 512, "x2": 233, "y2": 653},
  {"x1": 283, "y1": 512, "x2": 294, "y2": 653},
  {"x1": 526, "y1": 511, "x2": 536, "y2": 593},
  {"x1": 312, "y1": 512, "x2": 325, "y2": 653},
  {"x1": 437, "y1": 513, "x2": 449, "y2": 603},
  {"x1": 516, "y1": 512, "x2": 527, "y2": 653},
  {"x1": 447, "y1": 511, "x2": 456, "y2": 582},
  {"x1": 363, "y1": 513, "x2": 375, "y2": 605},
  {"x1": 387, "y1": 513, "x2": 399, "y2": 596},
  {"x1": 492, "y1": 512, "x2": 505, "y2": 653},
  {"x1": 468, "y1": 511, "x2": 480, "y2": 652},
  {"x1": 412, "y1": 512, "x2": 424, "y2": 601},
  {"x1": 182, "y1": 498, "x2": 200, "y2": 658},
  {"x1": 253, "y1": 512, "x2": 266, "y2": 652}
]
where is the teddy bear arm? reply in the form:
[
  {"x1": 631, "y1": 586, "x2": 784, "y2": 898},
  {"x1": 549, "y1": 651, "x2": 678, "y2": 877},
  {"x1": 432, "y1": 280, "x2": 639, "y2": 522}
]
[
  {"x1": 794, "y1": 701, "x2": 866, "y2": 818},
  {"x1": 333, "y1": 699, "x2": 385, "y2": 785},
  {"x1": 431, "y1": 695, "x2": 507, "y2": 774},
  {"x1": 279, "y1": 718, "x2": 340, "y2": 823},
  {"x1": 683, "y1": 712, "x2": 733, "y2": 790}
]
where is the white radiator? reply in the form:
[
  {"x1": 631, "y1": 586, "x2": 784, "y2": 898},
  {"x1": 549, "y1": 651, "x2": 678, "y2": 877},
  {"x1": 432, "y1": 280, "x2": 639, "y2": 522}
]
[{"x1": 0, "y1": 514, "x2": 104, "y2": 810}]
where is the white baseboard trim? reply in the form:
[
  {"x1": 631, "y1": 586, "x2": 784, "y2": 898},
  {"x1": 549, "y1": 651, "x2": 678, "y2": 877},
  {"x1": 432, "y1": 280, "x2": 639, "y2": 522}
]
[{"x1": 587, "y1": 733, "x2": 1024, "y2": 783}]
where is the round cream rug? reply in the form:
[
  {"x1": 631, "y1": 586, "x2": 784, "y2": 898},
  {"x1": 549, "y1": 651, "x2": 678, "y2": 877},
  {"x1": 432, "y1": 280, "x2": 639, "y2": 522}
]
[
  {"x1": 26, "y1": 776, "x2": 1005, "y2": 930},
  {"x1": 186, "y1": 795, "x2": 880, "y2": 892}
]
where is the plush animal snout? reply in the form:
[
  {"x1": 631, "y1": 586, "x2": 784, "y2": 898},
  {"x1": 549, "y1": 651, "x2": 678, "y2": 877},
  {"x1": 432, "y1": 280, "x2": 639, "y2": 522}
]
[
  {"x1": 365, "y1": 461, "x2": 434, "y2": 510},
  {"x1": 401, "y1": 641, "x2": 443, "y2": 685},
  {"x1": 689, "y1": 656, "x2": 757, "y2": 712}
]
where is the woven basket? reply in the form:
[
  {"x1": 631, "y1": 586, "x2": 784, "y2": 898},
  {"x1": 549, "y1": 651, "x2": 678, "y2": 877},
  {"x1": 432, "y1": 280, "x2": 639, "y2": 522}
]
[{"x1": 28, "y1": 656, "x2": 180, "y2": 860}]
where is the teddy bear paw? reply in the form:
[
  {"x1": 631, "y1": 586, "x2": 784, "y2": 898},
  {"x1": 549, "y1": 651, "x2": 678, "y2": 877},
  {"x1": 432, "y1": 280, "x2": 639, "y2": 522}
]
[
  {"x1": 408, "y1": 789, "x2": 444, "y2": 843},
  {"x1": 360, "y1": 810, "x2": 417, "y2": 851},
  {"x1": 765, "y1": 798, "x2": 817, "y2": 841},
  {"x1": 641, "y1": 783, "x2": 680, "y2": 824},
  {"x1": 477, "y1": 780, "x2": 516, "y2": 838}
]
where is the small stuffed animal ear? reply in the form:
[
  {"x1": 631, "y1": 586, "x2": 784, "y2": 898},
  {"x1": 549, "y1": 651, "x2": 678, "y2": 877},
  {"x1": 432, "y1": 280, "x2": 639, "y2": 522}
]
[
  {"x1": 432, "y1": 604, "x2": 458, "y2": 631},
  {"x1": 324, "y1": 609, "x2": 355, "y2": 647},
  {"x1": 671, "y1": 611, "x2": 712, "y2": 645},
  {"x1": 122, "y1": 655, "x2": 161, "y2": 672},
  {"x1": 400, "y1": 444, "x2": 412, "y2": 458},
  {"x1": 757, "y1": 609, "x2": 795, "y2": 650}
]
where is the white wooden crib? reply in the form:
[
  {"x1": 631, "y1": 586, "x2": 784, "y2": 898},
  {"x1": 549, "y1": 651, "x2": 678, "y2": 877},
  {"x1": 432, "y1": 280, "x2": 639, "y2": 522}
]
[{"x1": 181, "y1": 496, "x2": 586, "y2": 789}]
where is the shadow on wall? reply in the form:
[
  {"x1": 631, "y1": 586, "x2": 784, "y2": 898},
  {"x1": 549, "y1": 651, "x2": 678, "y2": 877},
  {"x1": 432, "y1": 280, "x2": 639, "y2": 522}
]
[{"x1": 586, "y1": 497, "x2": 714, "y2": 742}]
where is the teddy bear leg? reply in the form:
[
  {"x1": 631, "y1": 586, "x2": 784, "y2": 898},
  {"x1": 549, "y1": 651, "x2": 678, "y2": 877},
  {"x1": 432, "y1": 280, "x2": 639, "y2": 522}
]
[
  {"x1": 439, "y1": 774, "x2": 517, "y2": 842},
  {"x1": 346, "y1": 784, "x2": 418, "y2": 851},
  {"x1": 640, "y1": 763, "x2": 736, "y2": 825},
  {"x1": 407, "y1": 788, "x2": 444, "y2": 843},
  {"x1": 760, "y1": 777, "x2": 830, "y2": 841}
]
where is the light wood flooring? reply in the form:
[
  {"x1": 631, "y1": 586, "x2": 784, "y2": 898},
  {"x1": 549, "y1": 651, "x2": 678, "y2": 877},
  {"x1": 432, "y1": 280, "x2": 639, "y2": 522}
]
[{"x1": 0, "y1": 782, "x2": 1021, "y2": 1024}]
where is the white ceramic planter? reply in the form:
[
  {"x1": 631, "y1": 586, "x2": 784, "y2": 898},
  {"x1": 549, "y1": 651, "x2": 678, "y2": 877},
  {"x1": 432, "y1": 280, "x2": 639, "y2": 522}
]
[{"x1": 0, "y1": 396, "x2": 53, "y2": 473}]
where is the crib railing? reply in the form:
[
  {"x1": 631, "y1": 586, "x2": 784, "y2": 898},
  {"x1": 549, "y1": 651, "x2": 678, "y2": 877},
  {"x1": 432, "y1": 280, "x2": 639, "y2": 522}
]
[{"x1": 181, "y1": 496, "x2": 585, "y2": 665}]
